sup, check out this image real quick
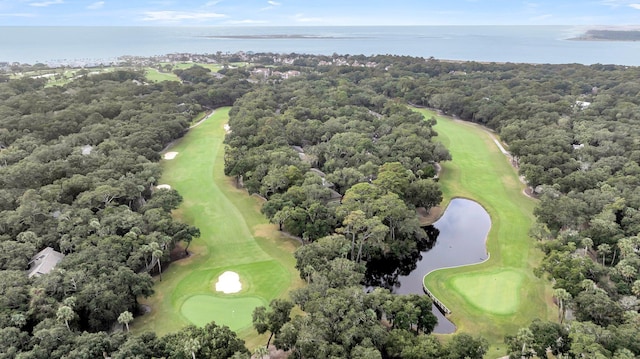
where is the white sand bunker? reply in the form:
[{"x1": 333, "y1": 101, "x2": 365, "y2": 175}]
[
  {"x1": 223, "y1": 124, "x2": 232, "y2": 134},
  {"x1": 156, "y1": 184, "x2": 171, "y2": 190},
  {"x1": 215, "y1": 271, "x2": 242, "y2": 294},
  {"x1": 164, "y1": 151, "x2": 178, "y2": 160}
]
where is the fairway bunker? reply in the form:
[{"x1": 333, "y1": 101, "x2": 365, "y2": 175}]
[
  {"x1": 156, "y1": 184, "x2": 171, "y2": 190},
  {"x1": 164, "y1": 151, "x2": 178, "y2": 160},
  {"x1": 215, "y1": 271, "x2": 242, "y2": 294}
]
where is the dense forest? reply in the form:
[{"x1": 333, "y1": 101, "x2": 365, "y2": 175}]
[
  {"x1": 224, "y1": 55, "x2": 640, "y2": 358},
  {"x1": 1, "y1": 53, "x2": 639, "y2": 358},
  {"x1": 0, "y1": 69, "x2": 254, "y2": 357}
]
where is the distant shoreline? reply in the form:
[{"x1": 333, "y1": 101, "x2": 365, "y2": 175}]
[
  {"x1": 199, "y1": 34, "x2": 366, "y2": 40},
  {"x1": 3, "y1": 26, "x2": 640, "y2": 66},
  {"x1": 568, "y1": 29, "x2": 640, "y2": 42}
]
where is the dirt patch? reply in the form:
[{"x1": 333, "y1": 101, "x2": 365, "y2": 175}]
[
  {"x1": 418, "y1": 206, "x2": 444, "y2": 226},
  {"x1": 253, "y1": 223, "x2": 279, "y2": 239},
  {"x1": 139, "y1": 304, "x2": 152, "y2": 314},
  {"x1": 522, "y1": 186, "x2": 538, "y2": 200},
  {"x1": 170, "y1": 243, "x2": 191, "y2": 261},
  {"x1": 268, "y1": 346, "x2": 289, "y2": 359},
  {"x1": 254, "y1": 224, "x2": 303, "y2": 251}
]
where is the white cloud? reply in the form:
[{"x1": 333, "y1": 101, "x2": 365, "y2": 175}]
[
  {"x1": 148, "y1": 1, "x2": 175, "y2": 6},
  {"x1": 602, "y1": 1, "x2": 640, "y2": 10},
  {"x1": 87, "y1": 1, "x2": 104, "y2": 10},
  {"x1": 530, "y1": 14, "x2": 553, "y2": 21},
  {"x1": 29, "y1": 0, "x2": 63, "y2": 7},
  {"x1": 224, "y1": 19, "x2": 269, "y2": 24},
  {"x1": 260, "y1": 0, "x2": 281, "y2": 11},
  {"x1": 292, "y1": 13, "x2": 325, "y2": 23},
  {"x1": 600, "y1": 0, "x2": 637, "y2": 7},
  {"x1": 0, "y1": 12, "x2": 36, "y2": 17},
  {"x1": 204, "y1": 0, "x2": 221, "y2": 6},
  {"x1": 142, "y1": 10, "x2": 226, "y2": 22}
]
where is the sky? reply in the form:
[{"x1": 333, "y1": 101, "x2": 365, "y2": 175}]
[{"x1": 0, "y1": 0, "x2": 639, "y2": 26}]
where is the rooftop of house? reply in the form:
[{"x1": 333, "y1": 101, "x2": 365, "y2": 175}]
[{"x1": 28, "y1": 247, "x2": 65, "y2": 278}]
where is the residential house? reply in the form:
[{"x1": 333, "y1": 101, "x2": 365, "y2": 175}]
[{"x1": 28, "y1": 247, "x2": 65, "y2": 278}]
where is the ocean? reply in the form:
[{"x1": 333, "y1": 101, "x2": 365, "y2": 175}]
[{"x1": 2, "y1": 26, "x2": 640, "y2": 66}]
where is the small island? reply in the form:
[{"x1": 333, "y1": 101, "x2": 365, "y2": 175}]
[{"x1": 570, "y1": 29, "x2": 640, "y2": 41}]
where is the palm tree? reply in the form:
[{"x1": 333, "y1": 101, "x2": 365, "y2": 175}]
[
  {"x1": 184, "y1": 338, "x2": 200, "y2": 359},
  {"x1": 148, "y1": 241, "x2": 163, "y2": 281},
  {"x1": 580, "y1": 279, "x2": 596, "y2": 292},
  {"x1": 141, "y1": 244, "x2": 151, "y2": 269},
  {"x1": 618, "y1": 237, "x2": 636, "y2": 259},
  {"x1": 632, "y1": 280, "x2": 640, "y2": 297},
  {"x1": 152, "y1": 246, "x2": 163, "y2": 281},
  {"x1": 617, "y1": 262, "x2": 637, "y2": 283},
  {"x1": 553, "y1": 288, "x2": 571, "y2": 324},
  {"x1": 254, "y1": 345, "x2": 269, "y2": 359},
  {"x1": 56, "y1": 305, "x2": 75, "y2": 331},
  {"x1": 10, "y1": 313, "x2": 26, "y2": 328},
  {"x1": 118, "y1": 310, "x2": 133, "y2": 332},
  {"x1": 516, "y1": 327, "x2": 535, "y2": 358},
  {"x1": 581, "y1": 237, "x2": 593, "y2": 257},
  {"x1": 598, "y1": 243, "x2": 611, "y2": 266}
]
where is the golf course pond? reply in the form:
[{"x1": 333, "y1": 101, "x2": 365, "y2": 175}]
[{"x1": 395, "y1": 198, "x2": 492, "y2": 333}]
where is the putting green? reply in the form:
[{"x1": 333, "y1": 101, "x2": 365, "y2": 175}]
[
  {"x1": 417, "y1": 109, "x2": 554, "y2": 355},
  {"x1": 181, "y1": 295, "x2": 265, "y2": 331},
  {"x1": 450, "y1": 269, "x2": 524, "y2": 316},
  {"x1": 134, "y1": 108, "x2": 303, "y2": 347}
]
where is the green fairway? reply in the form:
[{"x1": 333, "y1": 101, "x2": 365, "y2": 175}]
[
  {"x1": 417, "y1": 109, "x2": 554, "y2": 354},
  {"x1": 144, "y1": 68, "x2": 180, "y2": 82},
  {"x1": 134, "y1": 108, "x2": 303, "y2": 343},
  {"x1": 161, "y1": 62, "x2": 224, "y2": 72}
]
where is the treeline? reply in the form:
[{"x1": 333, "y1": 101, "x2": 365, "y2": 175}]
[
  {"x1": 0, "y1": 69, "x2": 253, "y2": 357},
  {"x1": 226, "y1": 54, "x2": 639, "y2": 357},
  {"x1": 375, "y1": 56, "x2": 640, "y2": 358},
  {"x1": 249, "y1": 234, "x2": 487, "y2": 358},
  {"x1": 224, "y1": 72, "x2": 459, "y2": 357},
  {"x1": 373, "y1": 56, "x2": 640, "y2": 357},
  {"x1": 224, "y1": 76, "x2": 447, "y2": 253},
  {"x1": 2, "y1": 51, "x2": 639, "y2": 358}
]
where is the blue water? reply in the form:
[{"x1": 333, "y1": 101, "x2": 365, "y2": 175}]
[
  {"x1": 2, "y1": 26, "x2": 640, "y2": 66},
  {"x1": 394, "y1": 198, "x2": 491, "y2": 333}
]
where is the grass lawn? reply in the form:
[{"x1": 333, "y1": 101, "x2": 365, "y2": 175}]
[
  {"x1": 417, "y1": 109, "x2": 555, "y2": 356},
  {"x1": 133, "y1": 108, "x2": 304, "y2": 348},
  {"x1": 161, "y1": 62, "x2": 224, "y2": 72},
  {"x1": 144, "y1": 68, "x2": 180, "y2": 82},
  {"x1": 190, "y1": 111, "x2": 208, "y2": 126}
]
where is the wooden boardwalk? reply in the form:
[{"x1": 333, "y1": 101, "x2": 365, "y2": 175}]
[{"x1": 423, "y1": 284, "x2": 452, "y2": 315}]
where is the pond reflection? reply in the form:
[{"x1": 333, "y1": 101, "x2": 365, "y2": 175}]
[{"x1": 366, "y1": 198, "x2": 491, "y2": 334}]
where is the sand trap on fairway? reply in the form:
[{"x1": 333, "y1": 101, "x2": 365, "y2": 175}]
[
  {"x1": 215, "y1": 271, "x2": 242, "y2": 294},
  {"x1": 156, "y1": 184, "x2": 171, "y2": 190},
  {"x1": 164, "y1": 151, "x2": 178, "y2": 160}
]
